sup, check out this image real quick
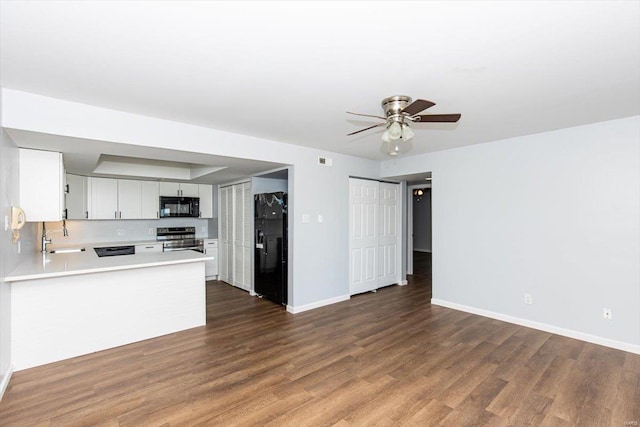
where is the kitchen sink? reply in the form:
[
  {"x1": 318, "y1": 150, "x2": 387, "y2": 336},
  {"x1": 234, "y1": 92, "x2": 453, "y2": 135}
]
[{"x1": 49, "y1": 248, "x2": 86, "y2": 254}]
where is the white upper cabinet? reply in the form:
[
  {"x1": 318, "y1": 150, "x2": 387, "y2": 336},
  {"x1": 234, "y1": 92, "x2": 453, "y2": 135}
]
[
  {"x1": 88, "y1": 177, "x2": 119, "y2": 219},
  {"x1": 141, "y1": 181, "x2": 159, "y2": 219},
  {"x1": 199, "y1": 184, "x2": 213, "y2": 218},
  {"x1": 117, "y1": 179, "x2": 143, "y2": 219},
  {"x1": 159, "y1": 182, "x2": 199, "y2": 197},
  {"x1": 90, "y1": 178, "x2": 159, "y2": 220},
  {"x1": 181, "y1": 183, "x2": 199, "y2": 197},
  {"x1": 159, "y1": 182, "x2": 180, "y2": 197},
  {"x1": 65, "y1": 174, "x2": 88, "y2": 219},
  {"x1": 19, "y1": 149, "x2": 65, "y2": 222}
]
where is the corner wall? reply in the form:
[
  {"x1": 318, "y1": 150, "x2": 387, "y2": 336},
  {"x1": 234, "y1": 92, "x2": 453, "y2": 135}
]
[
  {"x1": 382, "y1": 116, "x2": 640, "y2": 352},
  {"x1": 0, "y1": 110, "x2": 37, "y2": 399}
]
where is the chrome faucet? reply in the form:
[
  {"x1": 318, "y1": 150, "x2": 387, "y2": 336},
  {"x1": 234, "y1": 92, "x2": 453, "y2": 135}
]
[{"x1": 41, "y1": 222, "x2": 52, "y2": 254}]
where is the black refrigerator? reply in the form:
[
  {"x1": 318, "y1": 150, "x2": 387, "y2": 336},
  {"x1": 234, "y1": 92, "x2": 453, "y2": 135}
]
[{"x1": 254, "y1": 192, "x2": 287, "y2": 305}]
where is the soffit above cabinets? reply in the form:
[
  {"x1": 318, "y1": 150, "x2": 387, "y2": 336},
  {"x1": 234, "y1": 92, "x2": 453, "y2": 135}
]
[
  {"x1": 93, "y1": 155, "x2": 227, "y2": 181},
  {"x1": 4, "y1": 128, "x2": 286, "y2": 185}
]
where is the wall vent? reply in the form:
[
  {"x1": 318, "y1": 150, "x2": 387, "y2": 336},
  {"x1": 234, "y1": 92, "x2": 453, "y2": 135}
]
[{"x1": 318, "y1": 156, "x2": 333, "y2": 166}]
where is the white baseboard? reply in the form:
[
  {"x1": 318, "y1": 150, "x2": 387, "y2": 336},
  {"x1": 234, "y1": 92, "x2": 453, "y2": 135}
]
[
  {"x1": 0, "y1": 365, "x2": 13, "y2": 401},
  {"x1": 413, "y1": 248, "x2": 432, "y2": 253},
  {"x1": 287, "y1": 294, "x2": 350, "y2": 314},
  {"x1": 431, "y1": 298, "x2": 640, "y2": 355},
  {"x1": 398, "y1": 280, "x2": 408, "y2": 286}
]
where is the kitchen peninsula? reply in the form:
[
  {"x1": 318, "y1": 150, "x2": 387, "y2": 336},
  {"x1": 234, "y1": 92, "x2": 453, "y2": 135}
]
[{"x1": 5, "y1": 247, "x2": 212, "y2": 370}]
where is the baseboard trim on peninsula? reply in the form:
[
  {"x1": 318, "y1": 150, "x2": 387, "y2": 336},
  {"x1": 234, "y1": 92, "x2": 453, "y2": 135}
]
[
  {"x1": 287, "y1": 294, "x2": 350, "y2": 314},
  {"x1": 431, "y1": 298, "x2": 640, "y2": 355},
  {"x1": 0, "y1": 365, "x2": 14, "y2": 401}
]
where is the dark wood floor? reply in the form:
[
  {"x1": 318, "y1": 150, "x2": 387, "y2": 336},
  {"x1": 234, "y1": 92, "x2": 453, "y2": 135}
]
[{"x1": 1, "y1": 261, "x2": 639, "y2": 425}]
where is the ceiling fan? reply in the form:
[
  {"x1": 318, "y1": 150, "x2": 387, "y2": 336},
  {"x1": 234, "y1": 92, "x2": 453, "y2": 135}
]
[{"x1": 347, "y1": 95, "x2": 461, "y2": 156}]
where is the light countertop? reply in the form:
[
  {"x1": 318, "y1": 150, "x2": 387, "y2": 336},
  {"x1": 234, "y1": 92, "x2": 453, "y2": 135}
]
[{"x1": 5, "y1": 245, "x2": 213, "y2": 282}]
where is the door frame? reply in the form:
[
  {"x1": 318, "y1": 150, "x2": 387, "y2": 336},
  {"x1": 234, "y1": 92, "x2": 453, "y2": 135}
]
[{"x1": 406, "y1": 183, "x2": 431, "y2": 275}]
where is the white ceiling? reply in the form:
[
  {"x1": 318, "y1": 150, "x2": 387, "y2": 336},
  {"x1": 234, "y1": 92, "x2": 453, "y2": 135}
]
[{"x1": 1, "y1": 1, "x2": 639, "y2": 170}]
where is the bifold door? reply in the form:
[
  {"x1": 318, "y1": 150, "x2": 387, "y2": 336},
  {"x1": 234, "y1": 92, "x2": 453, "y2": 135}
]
[{"x1": 349, "y1": 178, "x2": 401, "y2": 295}]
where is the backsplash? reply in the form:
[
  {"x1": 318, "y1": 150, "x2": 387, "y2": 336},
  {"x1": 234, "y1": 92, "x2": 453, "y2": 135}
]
[{"x1": 41, "y1": 218, "x2": 216, "y2": 247}]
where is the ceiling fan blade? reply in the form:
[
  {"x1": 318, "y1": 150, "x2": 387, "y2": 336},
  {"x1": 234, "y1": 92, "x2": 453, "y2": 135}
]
[
  {"x1": 346, "y1": 111, "x2": 387, "y2": 121},
  {"x1": 347, "y1": 122, "x2": 386, "y2": 136},
  {"x1": 401, "y1": 99, "x2": 436, "y2": 116},
  {"x1": 413, "y1": 113, "x2": 461, "y2": 123}
]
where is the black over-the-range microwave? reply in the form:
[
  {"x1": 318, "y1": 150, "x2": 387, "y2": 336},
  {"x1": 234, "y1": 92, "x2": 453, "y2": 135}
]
[{"x1": 159, "y1": 196, "x2": 200, "y2": 218}]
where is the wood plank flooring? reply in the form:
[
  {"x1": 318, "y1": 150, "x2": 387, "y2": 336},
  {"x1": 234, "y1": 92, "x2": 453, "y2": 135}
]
[{"x1": 1, "y1": 263, "x2": 639, "y2": 425}]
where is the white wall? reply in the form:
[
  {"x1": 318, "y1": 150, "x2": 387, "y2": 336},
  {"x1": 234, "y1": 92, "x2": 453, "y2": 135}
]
[
  {"x1": 382, "y1": 116, "x2": 640, "y2": 352},
  {"x1": 252, "y1": 177, "x2": 288, "y2": 194},
  {"x1": 0, "y1": 123, "x2": 38, "y2": 396},
  {"x1": 1, "y1": 89, "x2": 380, "y2": 308}
]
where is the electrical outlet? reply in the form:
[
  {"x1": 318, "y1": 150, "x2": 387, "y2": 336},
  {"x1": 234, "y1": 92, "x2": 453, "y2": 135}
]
[
  {"x1": 524, "y1": 293, "x2": 533, "y2": 305},
  {"x1": 117, "y1": 229, "x2": 125, "y2": 237},
  {"x1": 603, "y1": 308, "x2": 612, "y2": 320},
  {"x1": 148, "y1": 228, "x2": 154, "y2": 235}
]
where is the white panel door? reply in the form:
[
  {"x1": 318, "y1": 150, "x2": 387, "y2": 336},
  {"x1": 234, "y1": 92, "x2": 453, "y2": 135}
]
[
  {"x1": 349, "y1": 178, "x2": 379, "y2": 295},
  {"x1": 378, "y1": 182, "x2": 400, "y2": 287}
]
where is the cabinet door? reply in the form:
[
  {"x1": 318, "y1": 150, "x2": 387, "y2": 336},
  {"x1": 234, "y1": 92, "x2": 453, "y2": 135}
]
[
  {"x1": 159, "y1": 182, "x2": 180, "y2": 197},
  {"x1": 198, "y1": 184, "x2": 213, "y2": 218},
  {"x1": 65, "y1": 174, "x2": 88, "y2": 220},
  {"x1": 19, "y1": 149, "x2": 64, "y2": 222},
  {"x1": 180, "y1": 183, "x2": 199, "y2": 197},
  {"x1": 117, "y1": 179, "x2": 142, "y2": 219},
  {"x1": 89, "y1": 177, "x2": 118, "y2": 219},
  {"x1": 141, "y1": 181, "x2": 159, "y2": 219},
  {"x1": 205, "y1": 247, "x2": 218, "y2": 277}
]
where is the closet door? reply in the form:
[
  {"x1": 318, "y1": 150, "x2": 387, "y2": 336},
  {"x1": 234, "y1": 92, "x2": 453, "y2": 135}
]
[
  {"x1": 219, "y1": 186, "x2": 230, "y2": 283},
  {"x1": 232, "y1": 183, "x2": 252, "y2": 290},
  {"x1": 377, "y1": 182, "x2": 400, "y2": 287},
  {"x1": 225, "y1": 187, "x2": 234, "y2": 285},
  {"x1": 349, "y1": 178, "x2": 401, "y2": 295},
  {"x1": 349, "y1": 178, "x2": 379, "y2": 295},
  {"x1": 242, "y1": 182, "x2": 253, "y2": 292}
]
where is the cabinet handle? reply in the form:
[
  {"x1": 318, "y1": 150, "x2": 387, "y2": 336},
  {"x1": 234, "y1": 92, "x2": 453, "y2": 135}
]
[
  {"x1": 85, "y1": 211, "x2": 88, "y2": 219},
  {"x1": 145, "y1": 246, "x2": 154, "y2": 249},
  {"x1": 115, "y1": 211, "x2": 118, "y2": 219},
  {"x1": 63, "y1": 208, "x2": 68, "y2": 220},
  {"x1": 157, "y1": 211, "x2": 159, "y2": 218},
  {"x1": 65, "y1": 184, "x2": 69, "y2": 194}
]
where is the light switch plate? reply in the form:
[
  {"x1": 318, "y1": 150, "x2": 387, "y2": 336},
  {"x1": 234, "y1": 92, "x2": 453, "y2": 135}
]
[{"x1": 302, "y1": 214, "x2": 310, "y2": 224}]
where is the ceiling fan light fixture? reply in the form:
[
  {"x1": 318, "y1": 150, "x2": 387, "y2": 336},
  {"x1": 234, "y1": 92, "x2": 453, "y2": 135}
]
[
  {"x1": 387, "y1": 141, "x2": 399, "y2": 156},
  {"x1": 388, "y1": 121, "x2": 402, "y2": 140},
  {"x1": 401, "y1": 124, "x2": 414, "y2": 141},
  {"x1": 381, "y1": 130, "x2": 391, "y2": 143}
]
